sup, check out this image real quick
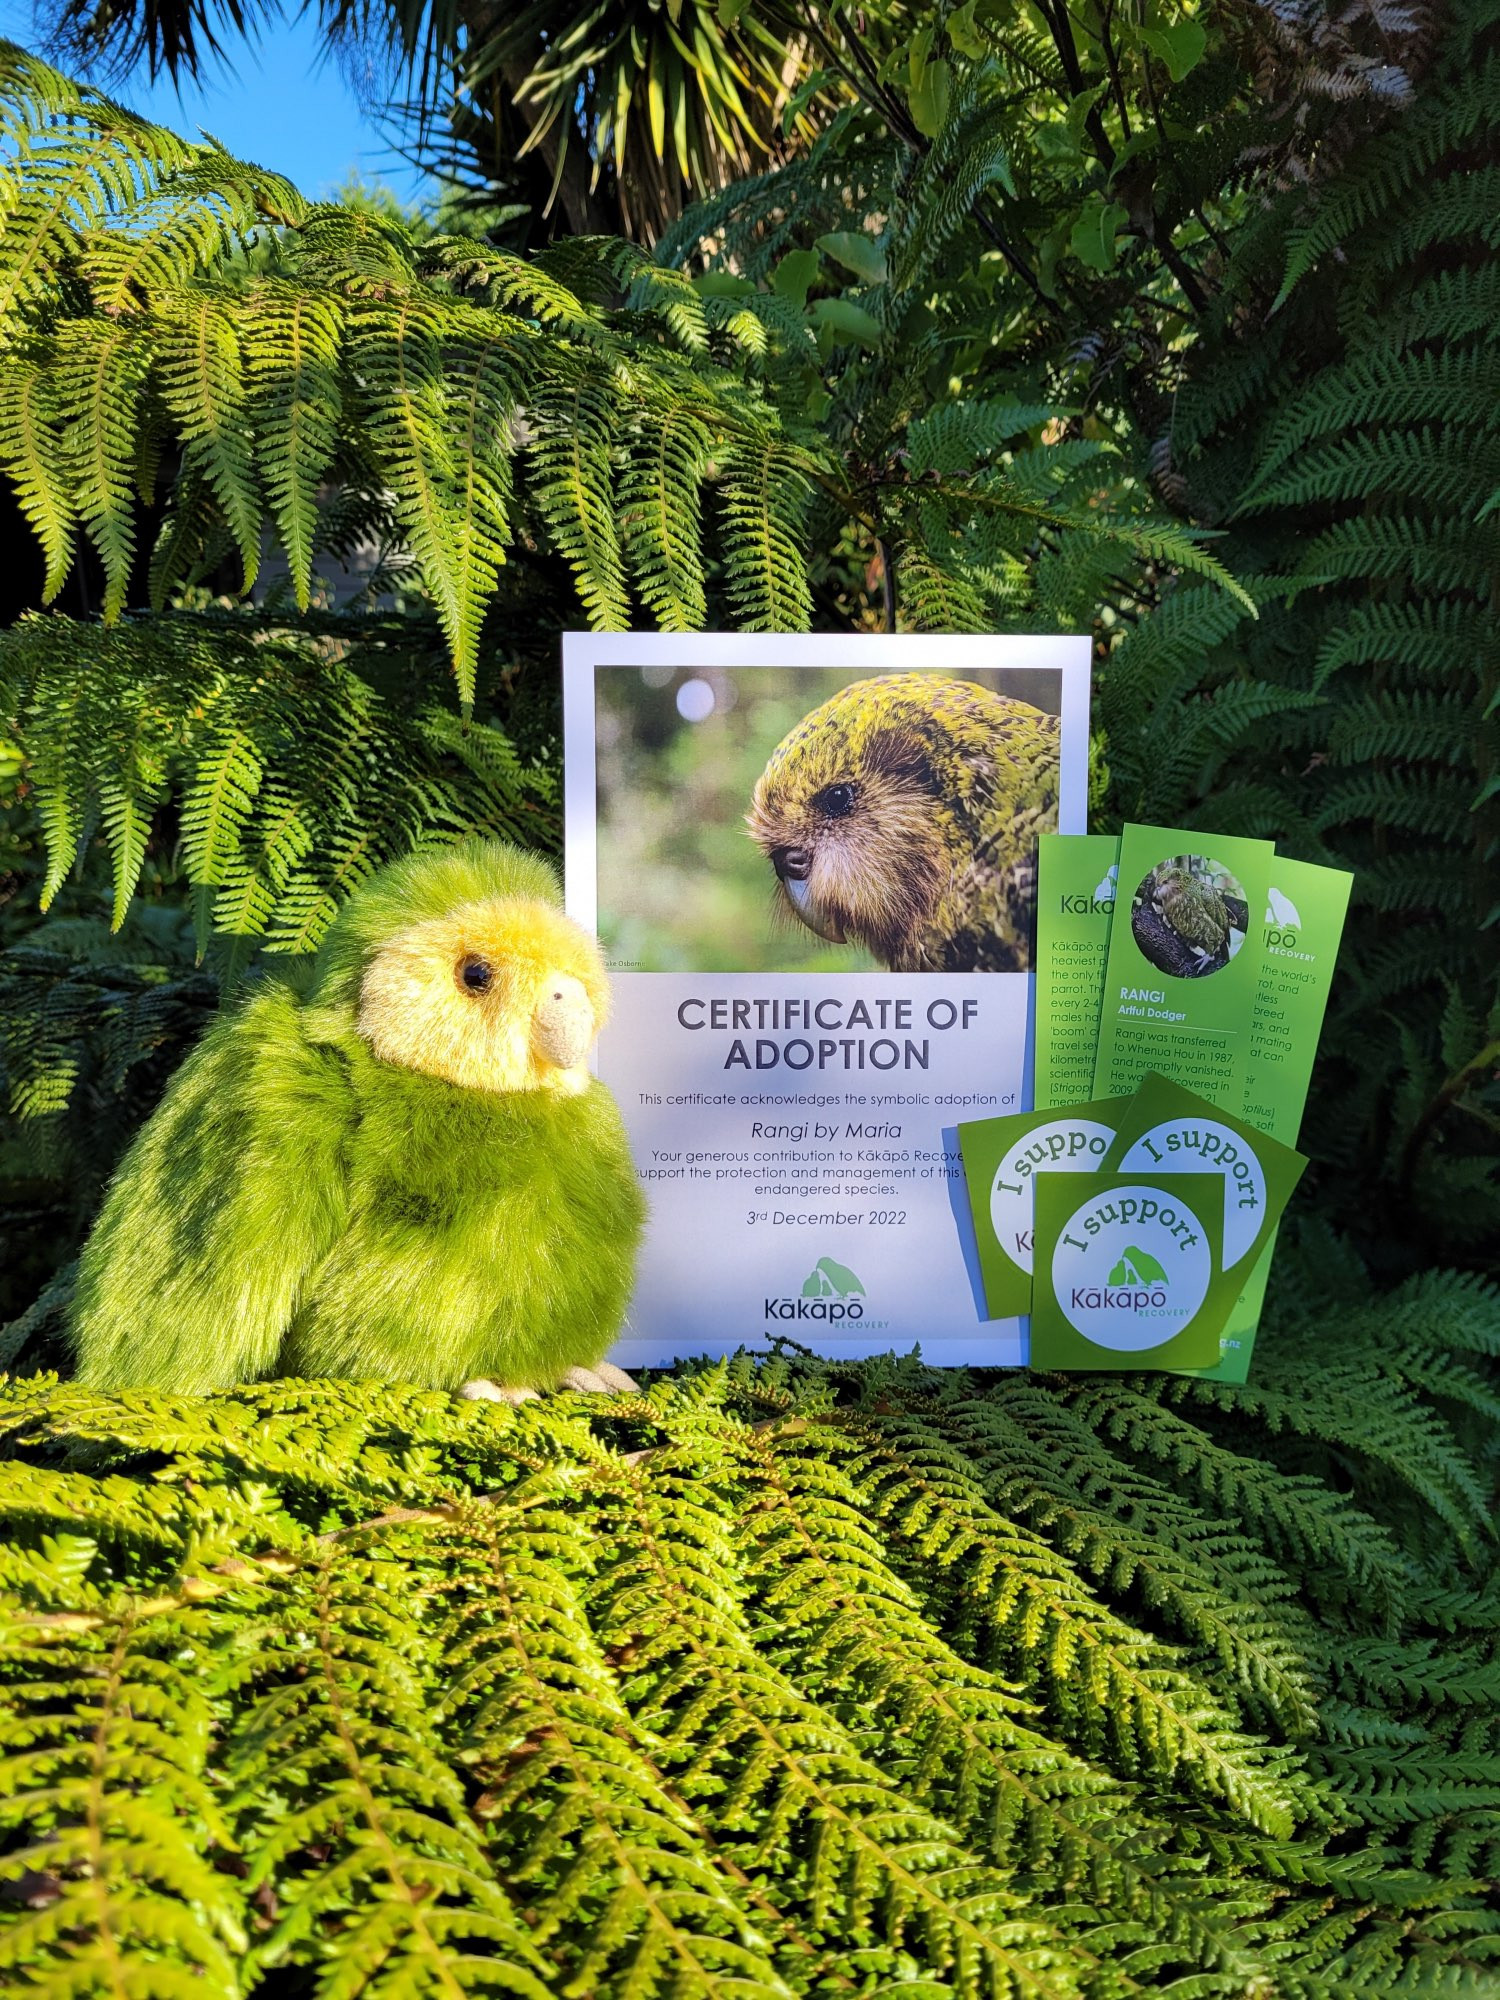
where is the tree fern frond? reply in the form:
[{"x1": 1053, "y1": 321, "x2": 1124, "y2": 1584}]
[
  {"x1": 1295, "y1": 517, "x2": 1499, "y2": 603},
  {"x1": 155, "y1": 289, "x2": 263, "y2": 593},
  {"x1": 77, "y1": 154, "x2": 267, "y2": 312},
  {"x1": 350, "y1": 298, "x2": 509, "y2": 711},
  {"x1": 840, "y1": 1409, "x2": 1311, "y2": 1838},
  {"x1": 619, "y1": 395, "x2": 712, "y2": 631},
  {"x1": 717, "y1": 435, "x2": 814, "y2": 631},
  {"x1": 1239, "y1": 427, "x2": 1500, "y2": 514},
  {"x1": 527, "y1": 364, "x2": 631, "y2": 630},
  {"x1": 1250, "y1": 352, "x2": 1500, "y2": 497},
  {"x1": 1274, "y1": 50, "x2": 1500, "y2": 300},
  {"x1": 585, "y1": 1421, "x2": 1102, "y2": 1996},
  {"x1": 0, "y1": 1609, "x2": 247, "y2": 1998},
  {"x1": 243, "y1": 281, "x2": 343, "y2": 611},
  {"x1": 435, "y1": 1487, "x2": 795, "y2": 1997},
  {"x1": 0, "y1": 353, "x2": 74, "y2": 601},
  {"x1": 53, "y1": 318, "x2": 149, "y2": 620},
  {"x1": 1312, "y1": 600, "x2": 1494, "y2": 692},
  {"x1": 229, "y1": 1545, "x2": 556, "y2": 1998}
]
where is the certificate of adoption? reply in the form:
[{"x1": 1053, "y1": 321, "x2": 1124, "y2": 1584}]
[{"x1": 564, "y1": 633, "x2": 1091, "y2": 1367}]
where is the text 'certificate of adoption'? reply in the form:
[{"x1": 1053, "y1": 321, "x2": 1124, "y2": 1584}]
[{"x1": 563, "y1": 633, "x2": 1092, "y2": 1367}]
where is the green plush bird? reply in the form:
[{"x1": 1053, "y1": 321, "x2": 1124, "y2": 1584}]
[
  {"x1": 71, "y1": 842, "x2": 646, "y2": 1402},
  {"x1": 747, "y1": 673, "x2": 1059, "y2": 971},
  {"x1": 1155, "y1": 863, "x2": 1232, "y2": 962}
]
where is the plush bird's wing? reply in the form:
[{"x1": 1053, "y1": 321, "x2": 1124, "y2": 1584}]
[{"x1": 71, "y1": 979, "x2": 354, "y2": 1393}]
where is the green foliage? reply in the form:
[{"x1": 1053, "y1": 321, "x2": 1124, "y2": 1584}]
[
  {"x1": 1, "y1": 1275, "x2": 1499, "y2": 1996},
  {"x1": 0, "y1": 45, "x2": 809, "y2": 703},
  {"x1": 0, "y1": 43, "x2": 1246, "y2": 696},
  {"x1": 0, "y1": 26, "x2": 1491, "y2": 1999},
  {"x1": 0, "y1": 907, "x2": 214, "y2": 1325},
  {"x1": 1123, "y1": 0, "x2": 1500, "y2": 1272},
  {"x1": 0, "y1": 610, "x2": 557, "y2": 952}
]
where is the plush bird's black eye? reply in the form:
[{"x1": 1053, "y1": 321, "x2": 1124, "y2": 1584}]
[
  {"x1": 814, "y1": 782, "x2": 857, "y2": 819},
  {"x1": 459, "y1": 956, "x2": 493, "y2": 994}
]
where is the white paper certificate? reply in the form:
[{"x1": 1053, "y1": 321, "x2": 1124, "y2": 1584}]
[{"x1": 563, "y1": 632, "x2": 1091, "y2": 1366}]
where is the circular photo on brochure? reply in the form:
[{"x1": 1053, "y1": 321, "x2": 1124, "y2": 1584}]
[{"x1": 1130, "y1": 856, "x2": 1249, "y2": 979}]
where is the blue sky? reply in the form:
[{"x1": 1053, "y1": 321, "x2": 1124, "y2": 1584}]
[{"x1": 0, "y1": 3, "x2": 426, "y2": 200}]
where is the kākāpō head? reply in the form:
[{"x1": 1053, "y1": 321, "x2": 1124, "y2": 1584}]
[
  {"x1": 747, "y1": 673, "x2": 1059, "y2": 971},
  {"x1": 310, "y1": 840, "x2": 609, "y2": 1095}
]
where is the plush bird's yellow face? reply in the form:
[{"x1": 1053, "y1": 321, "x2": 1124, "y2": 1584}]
[{"x1": 357, "y1": 897, "x2": 610, "y2": 1095}]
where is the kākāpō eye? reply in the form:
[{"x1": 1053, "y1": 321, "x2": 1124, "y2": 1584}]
[
  {"x1": 458, "y1": 956, "x2": 494, "y2": 994},
  {"x1": 814, "y1": 782, "x2": 857, "y2": 819}
]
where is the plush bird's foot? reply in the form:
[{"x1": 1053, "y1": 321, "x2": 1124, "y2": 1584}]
[
  {"x1": 458, "y1": 1363, "x2": 639, "y2": 1404},
  {"x1": 459, "y1": 1379, "x2": 540, "y2": 1405},
  {"x1": 559, "y1": 1362, "x2": 641, "y2": 1396}
]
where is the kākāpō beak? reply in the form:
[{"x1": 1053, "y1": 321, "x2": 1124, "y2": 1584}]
[{"x1": 770, "y1": 845, "x2": 847, "y2": 942}]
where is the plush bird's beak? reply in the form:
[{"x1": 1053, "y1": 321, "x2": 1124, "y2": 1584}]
[{"x1": 533, "y1": 973, "x2": 595, "y2": 1072}]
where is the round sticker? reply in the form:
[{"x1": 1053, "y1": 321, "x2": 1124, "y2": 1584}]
[
  {"x1": 1116, "y1": 1120, "x2": 1266, "y2": 1267},
  {"x1": 990, "y1": 1118, "x2": 1115, "y2": 1274},
  {"x1": 1050, "y1": 1181, "x2": 1213, "y2": 1352}
]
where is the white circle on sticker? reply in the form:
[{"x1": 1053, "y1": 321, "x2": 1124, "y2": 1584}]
[
  {"x1": 1051, "y1": 1182, "x2": 1213, "y2": 1352},
  {"x1": 990, "y1": 1118, "x2": 1115, "y2": 1274},
  {"x1": 1116, "y1": 1119, "x2": 1266, "y2": 1267}
]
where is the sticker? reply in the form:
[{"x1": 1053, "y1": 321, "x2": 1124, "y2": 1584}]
[
  {"x1": 1103, "y1": 1071, "x2": 1309, "y2": 1383},
  {"x1": 957, "y1": 1096, "x2": 1131, "y2": 1320},
  {"x1": 1115, "y1": 1116, "x2": 1268, "y2": 1268},
  {"x1": 1050, "y1": 1181, "x2": 1215, "y2": 1350},
  {"x1": 1030, "y1": 1170, "x2": 1229, "y2": 1371}
]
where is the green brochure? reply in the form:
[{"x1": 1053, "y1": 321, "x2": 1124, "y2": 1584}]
[
  {"x1": 1091, "y1": 825, "x2": 1274, "y2": 1104},
  {"x1": 1035, "y1": 834, "x2": 1120, "y2": 1108},
  {"x1": 958, "y1": 1095, "x2": 1131, "y2": 1319},
  {"x1": 1029, "y1": 1171, "x2": 1228, "y2": 1371},
  {"x1": 1204, "y1": 856, "x2": 1354, "y2": 1382},
  {"x1": 1104, "y1": 1071, "x2": 1308, "y2": 1383},
  {"x1": 1245, "y1": 855, "x2": 1355, "y2": 1141},
  {"x1": 1209, "y1": 1251, "x2": 1274, "y2": 1384}
]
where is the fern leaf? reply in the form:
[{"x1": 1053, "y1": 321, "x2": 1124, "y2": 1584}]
[
  {"x1": 52, "y1": 319, "x2": 148, "y2": 620},
  {"x1": 350, "y1": 299, "x2": 509, "y2": 711},
  {"x1": 717, "y1": 436, "x2": 813, "y2": 630},
  {"x1": 619, "y1": 394, "x2": 712, "y2": 631},
  {"x1": 0, "y1": 354, "x2": 74, "y2": 601},
  {"x1": 155, "y1": 290, "x2": 263, "y2": 594},
  {"x1": 0, "y1": 1610, "x2": 247, "y2": 1998},
  {"x1": 527, "y1": 364, "x2": 631, "y2": 629},
  {"x1": 243, "y1": 281, "x2": 342, "y2": 611}
]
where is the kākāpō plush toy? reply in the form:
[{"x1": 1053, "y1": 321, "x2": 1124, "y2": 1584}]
[{"x1": 71, "y1": 841, "x2": 646, "y2": 1403}]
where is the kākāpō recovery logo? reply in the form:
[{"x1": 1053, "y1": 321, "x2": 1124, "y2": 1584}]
[
  {"x1": 764, "y1": 1256, "x2": 866, "y2": 1321},
  {"x1": 1050, "y1": 1184, "x2": 1212, "y2": 1351},
  {"x1": 1107, "y1": 1245, "x2": 1168, "y2": 1288}
]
